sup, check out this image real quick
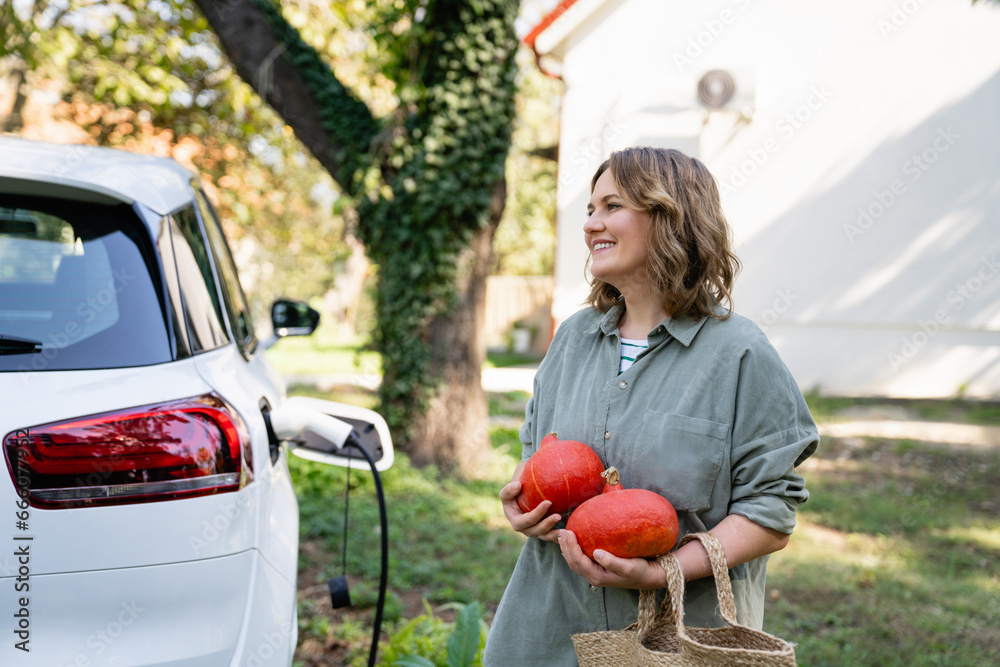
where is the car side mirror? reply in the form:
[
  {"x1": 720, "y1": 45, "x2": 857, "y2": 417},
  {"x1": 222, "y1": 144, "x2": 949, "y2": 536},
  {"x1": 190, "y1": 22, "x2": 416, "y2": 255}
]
[
  {"x1": 261, "y1": 299, "x2": 320, "y2": 349},
  {"x1": 272, "y1": 299, "x2": 320, "y2": 336}
]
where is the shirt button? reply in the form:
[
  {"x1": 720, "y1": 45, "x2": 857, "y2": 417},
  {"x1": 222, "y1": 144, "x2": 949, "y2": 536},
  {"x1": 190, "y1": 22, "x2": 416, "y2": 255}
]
[
  {"x1": 619, "y1": 380, "x2": 628, "y2": 389},
  {"x1": 604, "y1": 431, "x2": 611, "y2": 440}
]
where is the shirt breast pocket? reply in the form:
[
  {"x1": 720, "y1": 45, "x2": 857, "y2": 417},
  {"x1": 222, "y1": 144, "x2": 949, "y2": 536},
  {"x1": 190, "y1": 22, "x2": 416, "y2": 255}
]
[{"x1": 627, "y1": 411, "x2": 730, "y2": 513}]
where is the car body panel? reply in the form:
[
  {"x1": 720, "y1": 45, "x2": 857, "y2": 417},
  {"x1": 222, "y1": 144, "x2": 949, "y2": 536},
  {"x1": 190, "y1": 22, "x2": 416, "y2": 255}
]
[
  {"x1": 1, "y1": 551, "x2": 255, "y2": 665},
  {"x1": 0, "y1": 356, "x2": 261, "y2": 574},
  {"x1": 0, "y1": 137, "x2": 196, "y2": 215},
  {"x1": 228, "y1": 548, "x2": 299, "y2": 667},
  {"x1": 193, "y1": 342, "x2": 299, "y2": 585},
  {"x1": 0, "y1": 137, "x2": 390, "y2": 666}
]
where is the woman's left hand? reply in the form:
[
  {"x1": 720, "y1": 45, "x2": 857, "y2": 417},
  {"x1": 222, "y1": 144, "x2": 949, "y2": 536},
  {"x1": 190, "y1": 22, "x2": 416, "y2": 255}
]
[{"x1": 557, "y1": 529, "x2": 665, "y2": 590}]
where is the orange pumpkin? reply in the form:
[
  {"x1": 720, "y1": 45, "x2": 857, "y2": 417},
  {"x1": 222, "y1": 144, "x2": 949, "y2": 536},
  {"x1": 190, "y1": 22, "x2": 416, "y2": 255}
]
[
  {"x1": 566, "y1": 468, "x2": 679, "y2": 559},
  {"x1": 516, "y1": 433, "x2": 607, "y2": 516}
]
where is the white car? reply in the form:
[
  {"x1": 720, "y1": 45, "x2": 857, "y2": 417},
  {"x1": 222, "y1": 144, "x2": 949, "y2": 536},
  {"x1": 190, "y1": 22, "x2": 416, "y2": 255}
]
[{"x1": 0, "y1": 136, "x2": 392, "y2": 666}]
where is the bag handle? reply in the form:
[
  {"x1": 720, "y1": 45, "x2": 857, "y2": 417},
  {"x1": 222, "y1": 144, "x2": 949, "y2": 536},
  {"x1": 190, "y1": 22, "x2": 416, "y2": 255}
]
[
  {"x1": 638, "y1": 532, "x2": 741, "y2": 640},
  {"x1": 636, "y1": 582, "x2": 677, "y2": 644},
  {"x1": 679, "y1": 532, "x2": 739, "y2": 623}
]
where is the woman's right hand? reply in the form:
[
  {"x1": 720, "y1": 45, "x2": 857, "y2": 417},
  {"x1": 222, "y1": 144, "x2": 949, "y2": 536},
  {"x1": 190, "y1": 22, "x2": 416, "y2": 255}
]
[{"x1": 500, "y1": 470, "x2": 563, "y2": 542}]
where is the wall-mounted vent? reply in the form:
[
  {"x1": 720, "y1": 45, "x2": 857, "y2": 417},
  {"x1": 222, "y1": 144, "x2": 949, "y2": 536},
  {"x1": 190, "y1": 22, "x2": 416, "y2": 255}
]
[{"x1": 697, "y1": 69, "x2": 755, "y2": 112}]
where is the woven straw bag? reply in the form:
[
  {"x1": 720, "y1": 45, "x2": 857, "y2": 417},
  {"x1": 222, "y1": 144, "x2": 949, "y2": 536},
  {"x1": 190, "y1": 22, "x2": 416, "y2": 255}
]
[{"x1": 572, "y1": 532, "x2": 796, "y2": 666}]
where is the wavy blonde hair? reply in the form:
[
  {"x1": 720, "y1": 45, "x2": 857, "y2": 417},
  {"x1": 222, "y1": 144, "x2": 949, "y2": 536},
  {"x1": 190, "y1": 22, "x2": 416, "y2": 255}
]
[{"x1": 586, "y1": 147, "x2": 740, "y2": 320}]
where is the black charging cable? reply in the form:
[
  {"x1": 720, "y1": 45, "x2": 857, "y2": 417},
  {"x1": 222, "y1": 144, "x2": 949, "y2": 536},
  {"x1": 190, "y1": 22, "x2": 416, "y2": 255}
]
[
  {"x1": 333, "y1": 432, "x2": 388, "y2": 667},
  {"x1": 329, "y1": 458, "x2": 352, "y2": 609}
]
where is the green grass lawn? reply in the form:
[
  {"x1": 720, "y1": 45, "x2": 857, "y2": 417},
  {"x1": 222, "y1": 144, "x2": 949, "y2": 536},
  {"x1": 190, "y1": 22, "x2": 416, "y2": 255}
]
[
  {"x1": 291, "y1": 386, "x2": 528, "y2": 666},
  {"x1": 803, "y1": 392, "x2": 1000, "y2": 426},
  {"x1": 264, "y1": 334, "x2": 382, "y2": 377},
  {"x1": 264, "y1": 334, "x2": 541, "y2": 378},
  {"x1": 277, "y1": 343, "x2": 1000, "y2": 666},
  {"x1": 767, "y1": 436, "x2": 1000, "y2": 666}
]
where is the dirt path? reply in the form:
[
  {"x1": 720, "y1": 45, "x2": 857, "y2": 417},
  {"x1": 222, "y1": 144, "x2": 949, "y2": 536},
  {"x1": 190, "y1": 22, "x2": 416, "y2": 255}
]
[{"x1": 817, "y1": 404, "x2": 1000, "y2": 449}]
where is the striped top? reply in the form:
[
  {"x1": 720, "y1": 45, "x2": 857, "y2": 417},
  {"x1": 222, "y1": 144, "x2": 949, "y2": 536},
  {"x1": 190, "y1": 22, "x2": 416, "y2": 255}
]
[{"x1": 619, "y1": 337, "x2": 648, "y2": 374}]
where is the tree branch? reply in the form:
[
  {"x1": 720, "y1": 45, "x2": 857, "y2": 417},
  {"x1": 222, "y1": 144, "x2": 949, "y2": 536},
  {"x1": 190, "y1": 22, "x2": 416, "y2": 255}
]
[{"x1": 191, "y1": 0, "x2": 379, "y2": 188}]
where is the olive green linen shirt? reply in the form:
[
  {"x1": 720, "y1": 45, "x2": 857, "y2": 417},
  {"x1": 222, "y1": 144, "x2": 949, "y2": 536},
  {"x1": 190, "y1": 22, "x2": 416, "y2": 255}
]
[{"x1": 483, "y1": 304, "x2": 818, "y2": 666}]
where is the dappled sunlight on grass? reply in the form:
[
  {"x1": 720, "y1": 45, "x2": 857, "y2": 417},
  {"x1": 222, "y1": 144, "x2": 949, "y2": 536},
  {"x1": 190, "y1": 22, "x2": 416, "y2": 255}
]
[
  {"x1": 765, "y1": 435, "x2": 1000, "y2": 665},
  {"x1": 796, "y1": 435, "x2": 1000, "y2": 538},
  {"x1": 489, "y1": 425, "x2": 523, "y2": 463},
  {"x1": 289, "y1": 450, "x2": 524, "y2": 605},
  {"x1": 285, "y1": 383, "x2": 379, "y2": 410},
  {"x1": 804, "y1": 393, "x2": 1000, "y2": 426},
  {"x1": 932, "y1": 523, "x2": 1000, "y2": 552},
  {"x1": 265, "y1": 334, "x2": 382, "y2": 376},
  {"x1": 446, "y1": 482, "x2": 510, "y2": 529},
  {"x1": 287, "y1": 384, "x2": 1000, "y2": 666},
  {"x1": 774, "y1": 519, "x2": 920, "y2": 586}
]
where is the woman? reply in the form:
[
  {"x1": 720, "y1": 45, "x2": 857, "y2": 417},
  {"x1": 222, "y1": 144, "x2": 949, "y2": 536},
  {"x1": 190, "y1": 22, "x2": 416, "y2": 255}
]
[{"x1": 483, "y1": 147, "x2": 818, "y2": 666}]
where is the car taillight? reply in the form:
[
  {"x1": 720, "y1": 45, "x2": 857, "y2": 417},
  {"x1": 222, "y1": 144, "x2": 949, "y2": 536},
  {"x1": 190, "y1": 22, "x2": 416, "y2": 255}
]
[{"x1": 3, "y1": 394, "x2": 253, "y2": 509}]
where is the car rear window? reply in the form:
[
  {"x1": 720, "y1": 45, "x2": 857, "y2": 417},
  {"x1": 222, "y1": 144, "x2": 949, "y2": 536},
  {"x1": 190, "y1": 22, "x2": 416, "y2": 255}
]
[{"x1": 0, "y1": 194, "x2": 171, "y2": 372}]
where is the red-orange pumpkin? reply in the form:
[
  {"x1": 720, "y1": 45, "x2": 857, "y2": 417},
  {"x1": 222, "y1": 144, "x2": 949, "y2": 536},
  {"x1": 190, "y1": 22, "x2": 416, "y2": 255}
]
[
  {"x1": 516, "y1": 433, "x2": 607, "y2": 516},
  {"x1": 567, "y1": 468, "x2": 679, "y2": 559}
]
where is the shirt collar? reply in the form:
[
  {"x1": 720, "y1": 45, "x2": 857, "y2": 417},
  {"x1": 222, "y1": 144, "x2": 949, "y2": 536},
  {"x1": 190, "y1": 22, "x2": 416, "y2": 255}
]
[{"x1": 587, "y1": 303, "x2": 710, "y2": 347}]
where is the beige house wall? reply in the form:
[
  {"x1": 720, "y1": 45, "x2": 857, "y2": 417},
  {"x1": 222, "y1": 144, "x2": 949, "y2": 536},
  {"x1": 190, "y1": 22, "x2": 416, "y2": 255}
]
[{"x1": 541, "y1": 0, "x2": 1000, "y2": 399}]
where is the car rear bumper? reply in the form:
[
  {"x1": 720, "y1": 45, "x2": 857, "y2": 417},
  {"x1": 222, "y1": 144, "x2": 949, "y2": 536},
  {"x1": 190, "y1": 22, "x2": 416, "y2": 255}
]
[{"x1": 0, "y1": 548, "x2": 296, "y2": 666}]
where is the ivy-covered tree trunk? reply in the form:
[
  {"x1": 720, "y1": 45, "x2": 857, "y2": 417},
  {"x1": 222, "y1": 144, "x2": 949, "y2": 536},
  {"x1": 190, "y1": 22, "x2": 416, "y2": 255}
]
[
  {"x1": 194, "y1": 0, "x2": 519, "y2": 475},
  {"x1": 407, "y1": 181, "x2": 506, "y2": 470}
]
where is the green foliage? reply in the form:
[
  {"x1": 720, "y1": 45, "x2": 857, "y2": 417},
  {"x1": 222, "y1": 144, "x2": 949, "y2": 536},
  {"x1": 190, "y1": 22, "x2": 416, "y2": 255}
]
[
  {"x1": 10, "y1": 0, "x2": 525, "y2": 456},
  {"x1": 489, "y1": 425, "x2": 522, "y2": 461},
  {"x1": 354, "y1": 1, "x2": 521, "y2": 443},
  {"x1": 250, "y1": 0, "x2": 379, "y2": 188},
  {"x1": 381, "y1": 602, "x2": 487, "y2": 667},
  {"x1": 492, "y1": 46, "x2": 560, "y2": 276},
  {"x1": 265, "y1": 332, "x2": 382, "y2": 377},
  {"x1": 224, "y1": 0, "x2": 522, "y2": 448},
  {"x1": 446, "y1": 601, "x2": 485, "y2": 667},
  {"x1": 1, "y1": 0, "x2": 352, "y2": 325},
  {"x1": 766, "y1": 435, "x2": 1000, "y2": 666},
  {"x1": 289, "y1": 417, "x2": 518, "y2": 666},
  {"x1": 291, "y1": 449, "x2": 523, "y2": 602},
  {"x1": 289, "y1": 386, "x2": 1000, "y2": 665},
  {"x1": 804, "y1": 391, "x2": 1000, "y2": 426}
]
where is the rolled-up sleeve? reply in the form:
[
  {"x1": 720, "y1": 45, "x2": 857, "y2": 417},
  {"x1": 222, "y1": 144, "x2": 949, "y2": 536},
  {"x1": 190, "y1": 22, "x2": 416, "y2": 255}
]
[
  {"x1": 727, "y1": 339, "x2": 819, "y2": 534},
  {"x1": 519, "y1": 394, "x2": 538, "y2": 462}
]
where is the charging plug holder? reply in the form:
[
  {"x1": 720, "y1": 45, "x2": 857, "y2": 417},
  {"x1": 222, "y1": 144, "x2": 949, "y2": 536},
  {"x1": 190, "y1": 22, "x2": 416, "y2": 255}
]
[{"x1": 328, "y1": 575, "x2": 352, "y2": 609}]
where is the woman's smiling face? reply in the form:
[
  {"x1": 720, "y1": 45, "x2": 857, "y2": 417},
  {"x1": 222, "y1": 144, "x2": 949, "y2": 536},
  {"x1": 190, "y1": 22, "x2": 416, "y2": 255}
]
[{"x1": 585, "y1": 168, "x2": 652, "y2": 293}]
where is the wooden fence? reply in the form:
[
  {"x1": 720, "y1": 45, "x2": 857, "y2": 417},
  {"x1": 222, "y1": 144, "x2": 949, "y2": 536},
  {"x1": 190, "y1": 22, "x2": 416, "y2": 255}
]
[{"x1": 484, "y1": 275, "x2": 553, "y2": 354}]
